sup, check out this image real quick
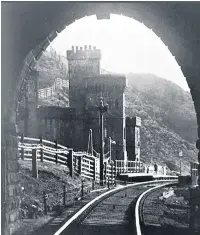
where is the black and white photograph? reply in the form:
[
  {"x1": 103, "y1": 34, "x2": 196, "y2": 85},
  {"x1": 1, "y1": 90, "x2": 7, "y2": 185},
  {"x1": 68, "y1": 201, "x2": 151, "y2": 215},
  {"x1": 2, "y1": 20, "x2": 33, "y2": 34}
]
[{"x1": 1, "y1": 1, "x2": 200, "y2": 235}]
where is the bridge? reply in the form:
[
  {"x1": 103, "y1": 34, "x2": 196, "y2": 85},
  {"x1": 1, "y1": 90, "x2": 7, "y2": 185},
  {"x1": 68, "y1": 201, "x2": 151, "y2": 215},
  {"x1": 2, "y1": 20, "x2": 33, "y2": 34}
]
[{"x1": 2, "y1": 2, "x2": 200, "y2": 235}]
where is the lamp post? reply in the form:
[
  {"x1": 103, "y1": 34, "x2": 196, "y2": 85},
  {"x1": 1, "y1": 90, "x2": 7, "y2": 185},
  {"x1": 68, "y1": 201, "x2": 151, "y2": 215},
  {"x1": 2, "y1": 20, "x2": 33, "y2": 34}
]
[
  {"x1": 98, "y1": 95, "x2": 108, "y2": 186},
  {"x1": 179, "y1": 150, "x2": 183, "y2": 175}
]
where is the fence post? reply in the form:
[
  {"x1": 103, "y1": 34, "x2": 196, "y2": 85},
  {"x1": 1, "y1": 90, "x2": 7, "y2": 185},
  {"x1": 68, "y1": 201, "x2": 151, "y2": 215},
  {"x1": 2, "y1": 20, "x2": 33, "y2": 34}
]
[
  {"x1": 63, "y1": 185, "x2": 66, "y2": 206},
  {"x1": 92, "y1": 180, "x2": 95, "y2": 190},
  {"x1": 32, "y1": 149, "x2": 38, "y2": 178},
  {"x1": 78, "y1": 156, "x2": 82, "y2": 175},
  {"x1": 81, "y1": 180, "x2": 84, "y2": 198},
  {"x1": 43, "y1": 191, "x2": 47, "y2": 215},
  {"x1": 40, "y1": 136, "x2": 43, "y2": 162},
  {"x1": 55, "y1": 140, "x2": 58, "y2": 164},
  {"x1": 111, "y1": 161, "x2": 114, "y2": 187},
  {"x1": 104, "y1": 162, "x2": 107, "y2": 185},
  {"x1": 93, "y1": 158, "x2": 96, "y2": 182},
  {"x1": 21, "y1": 133, "x2": 24, "y2": 160},
  {"x1": 115, "y1": 160, "x2": 117, "y2": 178},
  {"x1": 68, "y1": 149, "x2": 74, "y2": 178},
  {"x1": 107, "y1": 176, "x2": 110, "y2": 189}
]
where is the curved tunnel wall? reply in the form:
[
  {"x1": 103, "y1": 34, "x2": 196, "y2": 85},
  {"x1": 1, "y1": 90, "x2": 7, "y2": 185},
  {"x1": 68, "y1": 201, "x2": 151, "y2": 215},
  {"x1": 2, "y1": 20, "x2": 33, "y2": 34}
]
[{"x1": 1, "y1": 2, "x2": 200, "y2": 235}]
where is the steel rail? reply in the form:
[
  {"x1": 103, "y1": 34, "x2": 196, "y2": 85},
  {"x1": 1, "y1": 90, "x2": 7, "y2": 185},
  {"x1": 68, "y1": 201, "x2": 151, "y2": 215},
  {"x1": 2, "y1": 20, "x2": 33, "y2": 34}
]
[
  {"x1": 54, "y1": 179, "x2": 177, "y2": 235},
  {"x1": 135, "y1": 181, "x2": 177, "y2": 235}
]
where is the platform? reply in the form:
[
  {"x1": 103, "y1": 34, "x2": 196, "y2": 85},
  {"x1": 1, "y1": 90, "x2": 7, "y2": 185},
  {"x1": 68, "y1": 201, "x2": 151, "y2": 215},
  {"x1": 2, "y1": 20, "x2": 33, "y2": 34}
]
[{"x1": 119, "y1": 173, "x2": 178, "y2": 182}]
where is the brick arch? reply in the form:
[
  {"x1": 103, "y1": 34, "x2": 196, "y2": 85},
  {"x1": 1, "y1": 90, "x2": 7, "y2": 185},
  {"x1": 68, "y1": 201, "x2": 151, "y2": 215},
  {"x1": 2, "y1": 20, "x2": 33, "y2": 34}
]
[{"x1": 2, "y1": 2, "x2": 200, "y2": 235}]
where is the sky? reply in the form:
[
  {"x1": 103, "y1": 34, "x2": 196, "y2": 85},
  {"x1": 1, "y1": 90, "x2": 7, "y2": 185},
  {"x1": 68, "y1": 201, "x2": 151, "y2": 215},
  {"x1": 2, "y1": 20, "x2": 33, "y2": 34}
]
[{"x1": 47, "y1": 14, "x2": 189, "y2": 91}]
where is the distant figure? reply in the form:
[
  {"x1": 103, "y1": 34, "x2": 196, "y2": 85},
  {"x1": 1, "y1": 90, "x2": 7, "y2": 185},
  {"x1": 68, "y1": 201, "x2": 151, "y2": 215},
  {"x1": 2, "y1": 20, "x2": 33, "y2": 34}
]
[
  {"x1": 154, "y1": 163, "x2": 158, "y2": 174},
  {"x1": 147, "y1": 166, "x2": 149, "y2": 174}
]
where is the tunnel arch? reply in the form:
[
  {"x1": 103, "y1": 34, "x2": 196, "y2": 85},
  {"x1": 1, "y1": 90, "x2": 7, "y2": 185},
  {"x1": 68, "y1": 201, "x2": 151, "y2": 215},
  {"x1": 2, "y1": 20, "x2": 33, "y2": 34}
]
[
  {"x1": 11, "y1": 1, "x2": 199, "y2": 178},
  {"x1": 2, "y1": 3, "x2": 200, "y2": 235},
  {"x1": 2, "y1": 2, "x2": 200, "y2": 121},
  {"x1": 15, "y1": 2, "x2": 198, "y2": 117},
  {"x1": 3, "y1": 1, "x2": 200, "y2": 183}
]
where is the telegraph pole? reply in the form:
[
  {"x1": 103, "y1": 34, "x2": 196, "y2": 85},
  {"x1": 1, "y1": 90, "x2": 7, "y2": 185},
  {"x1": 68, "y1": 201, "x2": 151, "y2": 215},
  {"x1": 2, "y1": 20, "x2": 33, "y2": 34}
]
[{"x1": 98, "y1": 95, "x2": 108, "y2": 186}]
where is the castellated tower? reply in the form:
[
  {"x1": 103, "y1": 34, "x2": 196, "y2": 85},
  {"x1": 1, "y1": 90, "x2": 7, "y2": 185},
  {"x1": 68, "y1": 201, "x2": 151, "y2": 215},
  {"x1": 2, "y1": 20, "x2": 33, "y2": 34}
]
[
  {"x1": 67, "y1": 45, "x2": 101, "y2": 113},
  {"x1": 66, "y1": 45, "x2": 127, "y2": 160},
  {"x1": 84, "y1": 75, "x2": 127, "y2": 161}
]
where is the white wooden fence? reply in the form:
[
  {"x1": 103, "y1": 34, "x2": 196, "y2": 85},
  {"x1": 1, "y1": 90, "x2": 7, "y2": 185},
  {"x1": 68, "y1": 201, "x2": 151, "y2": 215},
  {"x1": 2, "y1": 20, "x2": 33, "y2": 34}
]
[
  {"x1": 18, "y1": 78, "x2": 69, "y2": 108},
  {"x1": 18, "y1": 135, "x2": 147, "y2": 183},
  {"x1": 115, "y1": 160, "x2": 145, "y2": 174},
  {"x1": 17, "y1": 135, "x2": 102, "y2": 182},
  {"x1": 38, "y1": 78, "x2": 68, "y2": 99},
  {"x1": 18, "y1": 135, "x2": 71, "y2": 171}
]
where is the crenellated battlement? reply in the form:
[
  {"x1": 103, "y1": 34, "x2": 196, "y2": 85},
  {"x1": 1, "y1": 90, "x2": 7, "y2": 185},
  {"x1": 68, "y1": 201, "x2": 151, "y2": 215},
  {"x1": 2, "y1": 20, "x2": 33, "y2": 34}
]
[{"x1": 67, "y1": 45, "x2": 101, "y2": 60}]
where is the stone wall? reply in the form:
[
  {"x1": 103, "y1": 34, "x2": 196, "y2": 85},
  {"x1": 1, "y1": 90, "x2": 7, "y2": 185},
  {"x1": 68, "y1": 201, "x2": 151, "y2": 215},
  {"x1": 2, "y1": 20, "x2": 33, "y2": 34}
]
[
  {"x1": 66, "y1": 46, "x2": 128, "y2": 160},
  {"x1": 126, "y1": 117, "x2": 141, "y2": 161},
  {"x1": 2, "y1": 4, "x2": 200, "y2": 235},
  {"x1": 37, "y1": 106, "x2": 87, "y2": 151},
  {"x1": 83, "y1": 74, "x2": 127, "y2": 160},
  {"x1": 17, "y1": 70, "x2": 39, "y2": 137},
  {"x1": 2, "y1": 122, "x2": 22, "y2": 235}
]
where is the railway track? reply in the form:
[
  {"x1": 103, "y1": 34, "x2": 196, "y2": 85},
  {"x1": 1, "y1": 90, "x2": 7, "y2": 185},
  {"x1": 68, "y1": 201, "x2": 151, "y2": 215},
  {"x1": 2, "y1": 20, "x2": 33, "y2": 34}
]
[
  {"x1": 137, "y1": 183, "x2": 190, "y2": 235},
  {"x1": 54, "y1": 180, "x2": 177, "y2": 235}
]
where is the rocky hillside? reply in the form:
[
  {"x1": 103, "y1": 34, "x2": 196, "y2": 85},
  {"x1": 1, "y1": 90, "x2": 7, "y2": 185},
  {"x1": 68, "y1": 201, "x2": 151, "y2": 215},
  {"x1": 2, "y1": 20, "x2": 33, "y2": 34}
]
[
  {"x1": 125, "y1": 73, "x2": 197, "y2": 173},
  {"x1": 36, "y1": 51, "x2": 198, "y2": 174}
]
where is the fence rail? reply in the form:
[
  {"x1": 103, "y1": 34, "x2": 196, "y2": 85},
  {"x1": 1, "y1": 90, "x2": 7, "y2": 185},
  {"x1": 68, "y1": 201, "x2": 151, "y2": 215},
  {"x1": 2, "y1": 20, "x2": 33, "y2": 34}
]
[
  {"x1": 18, "y1": 78, "x2": 69, "y2": 108},
  {"x1": 17, "y1": 135, "x2": 103, "y2": 182},
  {"x1": 18, "y1": 135, "x2": 146, "y2": 184},
  {"x1": 38, "y1": 78, "x2": 68, "y2": 99},
  {"x1": 115, "y1": 160, "x2": 144, "y2": 174}
]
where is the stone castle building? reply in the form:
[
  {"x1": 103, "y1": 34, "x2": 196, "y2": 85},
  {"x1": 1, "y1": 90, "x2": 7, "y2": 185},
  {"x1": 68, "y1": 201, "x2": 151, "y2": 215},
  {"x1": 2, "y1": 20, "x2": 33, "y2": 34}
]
[
  {"x1": 66, "y1": 45, "x2": 127, "y2": 161},
  {"x1": 19, "y1": 46, "x2": 141, "y2": 162}
]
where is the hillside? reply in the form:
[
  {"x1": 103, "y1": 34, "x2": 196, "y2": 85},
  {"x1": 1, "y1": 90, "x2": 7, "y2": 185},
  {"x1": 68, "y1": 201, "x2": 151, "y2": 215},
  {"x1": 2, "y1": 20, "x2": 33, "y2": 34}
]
[
  {"x1": 36, "y1": 51, "x2": 198, "y2": 174},
  {"x1": 36, "y1": 50, "x2": 68, "y2": 89},
  {"x1": 125, "y1": 73, "x2": 197, "y2": 173},
  {"x1": 19, "y1": 160, "x2": 82, "y2": 219},
  {"x1": 126, "y1": 73, "x2": 197, "y2": 143},
  {"x1": 38, "y1": 87, "x2": 69, "y2": 107}
]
